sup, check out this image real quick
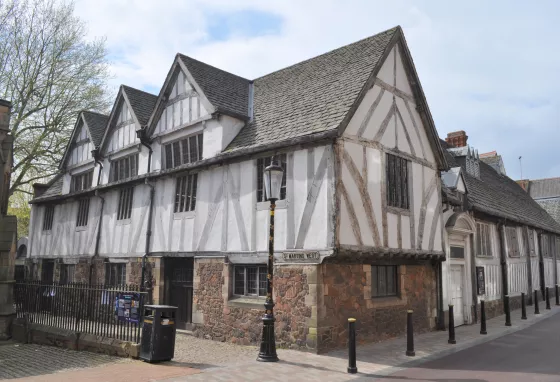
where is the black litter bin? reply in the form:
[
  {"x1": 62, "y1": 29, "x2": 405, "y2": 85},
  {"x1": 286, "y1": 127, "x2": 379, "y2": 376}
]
[{"x1": 140, "y1": 305, "x2": 178, "y2": 363}]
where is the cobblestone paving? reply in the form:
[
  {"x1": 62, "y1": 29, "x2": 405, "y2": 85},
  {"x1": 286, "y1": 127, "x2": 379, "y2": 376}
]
[
  {"x1": 0, "y1": 342, "x2": 129, "y2": 380},
  {"x1": 170, "y1": 332, "x2": 258, "y2": 368}
]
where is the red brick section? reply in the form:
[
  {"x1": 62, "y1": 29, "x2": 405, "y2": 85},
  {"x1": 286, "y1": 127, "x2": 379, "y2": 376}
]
[
  {"x1": 445, "y1": 130, "x2": 468, "y2": 148},
  {"x1": 10, "y1": 361, "x2": 201, "y2": 382},
  {"x1": 317, "y1": 263, "x2": 437, "y2": 353},
  {"x1": 192, "y1": 259, "x2": 313, "y2": 350}
]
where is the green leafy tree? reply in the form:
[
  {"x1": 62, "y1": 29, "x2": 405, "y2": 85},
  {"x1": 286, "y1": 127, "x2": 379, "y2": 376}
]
[{"x1": 0, "y1": 0, "x2": 111, "y2": 196}]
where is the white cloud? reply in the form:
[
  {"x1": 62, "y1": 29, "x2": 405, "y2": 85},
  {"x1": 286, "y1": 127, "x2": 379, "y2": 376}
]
[{"x1": 73, "y1": 0, "x2": 560, "y2": 179}]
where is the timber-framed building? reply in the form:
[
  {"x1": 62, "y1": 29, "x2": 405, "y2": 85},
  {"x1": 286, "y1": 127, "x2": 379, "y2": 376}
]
[{"x1": 26, "y1": 26, "x2": 560, "y2": 352}]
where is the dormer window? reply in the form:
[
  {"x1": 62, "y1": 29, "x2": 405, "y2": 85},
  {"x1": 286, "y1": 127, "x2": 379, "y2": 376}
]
[
  {"x1": 164, "y1": 133, "x2": 203, "y2": 170},
  {"x1": 71, "y1": 170, "x2": 93, "y2": 192}
]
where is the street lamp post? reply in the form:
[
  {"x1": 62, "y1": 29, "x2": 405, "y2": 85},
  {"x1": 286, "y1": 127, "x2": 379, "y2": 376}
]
[{"x1": 257, "y1": 156, "x2": 283, "y2": 362}]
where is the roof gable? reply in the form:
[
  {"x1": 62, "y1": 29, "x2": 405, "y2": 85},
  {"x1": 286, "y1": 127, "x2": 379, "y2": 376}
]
[
  {"x1": 100, "y1": 85, "x2": 156, "y2": 152},
  {"x1": 226, "y1": 27, "x2": 399, "y2": 153},
  {"x1": 60, "y1": 111, "x2": 108, "y2": 169}
]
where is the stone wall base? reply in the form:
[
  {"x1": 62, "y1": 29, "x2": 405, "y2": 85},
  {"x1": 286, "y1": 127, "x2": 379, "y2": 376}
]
[{"x1": 11, "y1": 318, "x2": 139, "y2": 358}]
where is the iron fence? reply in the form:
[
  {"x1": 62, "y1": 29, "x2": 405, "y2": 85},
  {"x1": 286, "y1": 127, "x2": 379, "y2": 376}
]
[{"x1": 14, "y1": 280, "x2": 146, "y2": 343}]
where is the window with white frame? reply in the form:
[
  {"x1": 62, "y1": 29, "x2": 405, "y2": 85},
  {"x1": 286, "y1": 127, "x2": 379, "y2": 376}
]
[
  {"x1": 372, "y1": 265, "x2": 399, "y2": 298},
  {"x1": 117, "y1": 187, "x2": 134, "y2": 220},
  {"x1": 233, "y1": 265, "x2": 267, "y2": 297},
  {"x1": 110, "y1": 154, "x2": 138, "y2": 182},
  {"x1": 43, "y1": 205, "x2": 54, "y2": 231},
  {"x1": 105, "y1": 263, "x2": 126, "y2": 286},
  {"x1": 174, "y1": 173, "x2": 197, "y2": 213},
  {"x1": 164, "y1": 133, "x2": 203, "y2": 170},
  {"x1": 71, "y1": 170, "x2": 93, "y2": 192},
  {"x1": 256, "y1": 154, "x2": 287, "y2": 202},
  {"x1": 476, "y1": 222, "x2": 493, "y2": 257},
  {"x1": 76, "y1": 198, "x2": 90, "y2": 227}
]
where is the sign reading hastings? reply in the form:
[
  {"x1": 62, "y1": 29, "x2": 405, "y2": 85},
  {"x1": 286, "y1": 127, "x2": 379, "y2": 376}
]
[{"x1": 282, "y1": 251, "x2": 320, "y2": 262}]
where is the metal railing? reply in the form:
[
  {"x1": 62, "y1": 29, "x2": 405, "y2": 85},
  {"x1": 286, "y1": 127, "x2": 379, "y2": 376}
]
[{"x1": 14, "y1": 280, "x2": 146, "y2": 343}]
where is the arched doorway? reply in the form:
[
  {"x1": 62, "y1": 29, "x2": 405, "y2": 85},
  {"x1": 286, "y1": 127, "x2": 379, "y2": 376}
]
[{"x1": 445, "y1": 212, "x2": 475, "y2": 326}]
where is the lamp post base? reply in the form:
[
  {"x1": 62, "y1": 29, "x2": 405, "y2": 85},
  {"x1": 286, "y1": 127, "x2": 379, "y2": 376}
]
[{"x1": 257, "y1": 315, "x2": 279, "y2": 362}]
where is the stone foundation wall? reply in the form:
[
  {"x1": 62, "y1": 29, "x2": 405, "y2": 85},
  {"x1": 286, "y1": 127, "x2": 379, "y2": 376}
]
[
  {"x1": 192, "y1": 258, "x2": 317, "y2": 351},
  {"x1": 317, "y1": 262, "x2": 437, "y2": 353}
]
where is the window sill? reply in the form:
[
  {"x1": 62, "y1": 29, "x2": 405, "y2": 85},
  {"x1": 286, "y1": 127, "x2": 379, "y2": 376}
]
[
  {"x1": 116, "y1": 219, "x2": 131, "y2": 226},
  {"x1": 227, "y1": 296, "x2": 265, "y2": 310},
  {"x1": 174, "y1": 211, "x2": 195, "y2": 220},
  {"x1": 42, "y1": 230, "x2": 52, "y2": 235},
  {"x1": 256, "y1": 199, "x2": 287, "y2": 211},
  {"x1": 368, "y1": 296, "x2": 407, "y2": 309},
  {"x1": 386, "y1": 206, "x2": 410, "y2": 216},
  {"x1": 75, "y1": 226, "x2": 88, "y2": 232}
]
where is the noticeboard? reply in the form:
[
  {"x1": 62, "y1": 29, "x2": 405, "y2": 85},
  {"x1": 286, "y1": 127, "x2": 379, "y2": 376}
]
[
  {"x1": 476, "y1": 266, "x2": 485, "y2": 296},
  {"x1": 115, "y1": 292, "x2": 141, "y2": 323}
]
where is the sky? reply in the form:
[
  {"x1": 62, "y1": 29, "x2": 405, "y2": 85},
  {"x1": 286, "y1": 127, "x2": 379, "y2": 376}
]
[{"x1": 73, "y1": 0, "x2": 560, "y2": 181}]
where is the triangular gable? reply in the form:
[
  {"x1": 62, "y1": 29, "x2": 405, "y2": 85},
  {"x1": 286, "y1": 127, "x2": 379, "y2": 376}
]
[
  {"x1": 339, "y1": 26, "x2": 447, "y2": 170},
  {"x1": 60, "y1": 112, "x2": 101, "y2": 169},
  {"x1": 99, "y1": 86, "x2": 146, "y2": 154},
  {"x1": 146, "y1": 55, "x2": 250, "y2": 136}
]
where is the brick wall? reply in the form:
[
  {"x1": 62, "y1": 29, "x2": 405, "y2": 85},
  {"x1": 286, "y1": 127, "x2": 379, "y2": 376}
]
[
  {"x1": 317, "y1": 262, "x2": 437, "y2": 352},
  {"x1": 192, "y1": 258, "x2": 317, "y2": 351}
]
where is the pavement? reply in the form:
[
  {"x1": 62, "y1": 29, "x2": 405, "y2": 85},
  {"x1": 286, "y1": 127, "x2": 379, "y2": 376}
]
[{"x1": 1, "y1": 303, "x2": 559, "y2": 381}]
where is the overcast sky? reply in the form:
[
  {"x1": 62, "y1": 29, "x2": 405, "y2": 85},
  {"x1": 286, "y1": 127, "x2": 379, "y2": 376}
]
[{"x1": 74, "y1": 0, "x2": 560, "y2": 181}]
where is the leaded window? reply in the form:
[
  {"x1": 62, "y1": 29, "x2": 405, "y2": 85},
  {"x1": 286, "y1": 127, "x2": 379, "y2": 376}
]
[
  {"x1": 60, "y1": 264, "x2": 75, "y2": 284},
  {"x1": 372, "y1": 265, "x2": 398, "y2": 298},
  {"x1": 164, "y1": 133, "x2": 203, "y2": 169},
  {"x1": 257, "y1": 154, "x2": 287, "y2": 202},
  {"x1": 110, "y1": 154, "x2": 138, "y2": 182},
  {"x1": 174, "y1": 173, "x2": 197, "y2": 213},
  {"x1": 476, "y1": 222, "x2": 493, "y2": 257},
  {"x1": 43, "y1": 205, "x2": 54, "y2": 231},
  {"x1": 76, "y1": 198, "x2": 90, "y2": 227},
  {"x1": 71, "y1": 170, "x2": 93, "y2": 192},
  {"x1": 117, "y1": 187, "x2": 134, "y2": 220},
  {"x1": 386, "y1": 153, "x2": 409, "y2": 209},
  {"x1": 233, "y1": 265, "x2": 267, "y2": 297},
  {"x1": 105, "y1": 263, "x2": 126, "y2": 286}
]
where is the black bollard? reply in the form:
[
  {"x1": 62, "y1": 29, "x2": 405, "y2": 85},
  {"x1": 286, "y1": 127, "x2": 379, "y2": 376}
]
[
  {"x1": 521, "y1": 293, "x2": 527, "y2": 320},
  {"x1": 504, "y1": 295, "x2": 512, "y2": 326},
  {"x1": 347, "y1": 318, "x2": 357, "y2": 374},
  {"x1": 406, "y1": 310, "x2": 415, "y2": 356},
  {"x1": 546, "y1": 287, "x2": 551, "y2": 310},
  {"x1": 448, "y1": 305, "x2": 456, "y2": 344},
  {"x1": 535, "y1": 290, "x2": 540, "y2": 314},
  {"x1": 480, "y1": 300, "x2": 487, "y2": 335},
  {"x1": 556, "y1": 285, "x2": 560, "y2": 306}
]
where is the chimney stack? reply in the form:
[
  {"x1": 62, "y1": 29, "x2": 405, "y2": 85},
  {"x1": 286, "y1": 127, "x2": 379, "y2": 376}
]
[{"x1": 446, "y1": 131, "x2": 468, "y2": 148}]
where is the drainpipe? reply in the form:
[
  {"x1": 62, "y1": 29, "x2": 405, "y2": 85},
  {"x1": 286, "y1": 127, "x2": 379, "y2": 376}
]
[
  {"x1": 497, "y1": 221, "x2": 509, "y2": 308},
  {"x1": 89, "y1": 150, "x2": 105, "y2": 285},
  {"x1": 469, "y1": 232, "x2": 478, "y2": 323},
  {"x1": 436, "y1": 261, "x2": 445, "y2": 330},
  {"x1": 537, "y1": 231, "x2": 545, "y2": 299},
  {"x1": 137, "y1": 127, "x2": 154, "y2": 299}
]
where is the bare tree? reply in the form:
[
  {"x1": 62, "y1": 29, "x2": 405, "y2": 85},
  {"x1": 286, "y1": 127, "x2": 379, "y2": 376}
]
[{"x1": 0, "y1": 0, "x2": 111, "y2": 195}]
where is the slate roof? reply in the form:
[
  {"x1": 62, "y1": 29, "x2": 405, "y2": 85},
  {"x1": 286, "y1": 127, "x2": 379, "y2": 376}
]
[
  {"x1": 122, "y1": 85, "x2": 158, "y2": 126},
  {"x1": 480, "y1": 155, "x2": 505, "y2": 175},
  {"x1": 526, "y1": 178, "x2": 560, "y2": 199},
  {"x1": 39, "y1": 175, "x2": 63, "y2": 198},
  {"x1": 179, "y1": 54, "x2": 250, "y2": 119},
  {"x1": 441, "y1": 140, "x2": 560, "y2": 233},
  {"x1": 226, "y1": 27, "x2": 399, "y2": 152},
  {"x1": 82, "y1": 111, "x2": 109, "y2": 148},
  {"x1": 535, "y1": 199, "x2": 560, "y2": 226}
]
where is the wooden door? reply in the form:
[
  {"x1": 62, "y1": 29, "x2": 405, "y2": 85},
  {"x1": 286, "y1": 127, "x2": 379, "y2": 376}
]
[
  {"x1": 450, "y1": 264, "x2": 465, "y2": 326},
  {"x1": 165, "y1": 258, "x2": 194, "y2": 330}
]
